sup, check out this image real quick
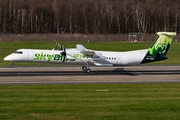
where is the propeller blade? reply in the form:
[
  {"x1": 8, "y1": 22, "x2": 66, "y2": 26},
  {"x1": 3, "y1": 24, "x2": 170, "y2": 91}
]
[{"x1": 60, "y1": 43, "x2": 63, "y2": 50}]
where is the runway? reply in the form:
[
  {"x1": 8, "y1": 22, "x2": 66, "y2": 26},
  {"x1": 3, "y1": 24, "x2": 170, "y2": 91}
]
[{"x1": 0, "y1": 66, "x2": 180, "y2": 84}]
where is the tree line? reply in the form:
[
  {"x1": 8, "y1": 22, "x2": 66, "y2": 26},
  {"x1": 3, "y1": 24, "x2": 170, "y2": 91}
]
[{"x1": 0, "y1": 0, "x2": 179, "y2": 34}]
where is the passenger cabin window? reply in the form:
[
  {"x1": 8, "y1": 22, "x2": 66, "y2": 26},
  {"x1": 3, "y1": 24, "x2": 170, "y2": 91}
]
[{"x1": 14, "y1": 51, "x2": 23, "y2": 54}]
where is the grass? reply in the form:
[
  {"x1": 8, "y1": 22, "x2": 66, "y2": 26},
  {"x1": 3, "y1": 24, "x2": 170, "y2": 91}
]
[
  {"x1": 0, "y1": 41, "x2": 180, "y2": 66},
  {"x1": 0, "y1": 84, "x2": 180, "y2": 120}
]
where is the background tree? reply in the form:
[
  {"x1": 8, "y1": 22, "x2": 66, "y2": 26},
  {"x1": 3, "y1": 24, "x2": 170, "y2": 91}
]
[{"x1": 0, "y1": 0, "x2": 179, "y2": 34}]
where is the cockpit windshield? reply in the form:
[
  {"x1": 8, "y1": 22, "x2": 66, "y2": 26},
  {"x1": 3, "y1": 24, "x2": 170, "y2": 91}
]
[{"x1": 14, "y1": 51, "x2": 23, "y2": 54}]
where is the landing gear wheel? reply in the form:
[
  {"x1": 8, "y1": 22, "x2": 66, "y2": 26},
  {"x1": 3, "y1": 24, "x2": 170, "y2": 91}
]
[
  {"x1": 11, "y1": 62, "x2": 15, "y2": 67},
  {"x1": 82, "y1": 66, "x2": 91, "y2": 74},
  {"x1": 86, "y1": 68, "x2": 91, "y2": 74},
  {"x1": 82, "y1": 66, "x2": 87, "y2": 71}
]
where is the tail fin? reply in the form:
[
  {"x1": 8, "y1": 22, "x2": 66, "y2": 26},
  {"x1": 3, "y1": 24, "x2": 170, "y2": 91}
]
[{"x1": 142, "y1": 32, "x2": 176, "y2": 63}]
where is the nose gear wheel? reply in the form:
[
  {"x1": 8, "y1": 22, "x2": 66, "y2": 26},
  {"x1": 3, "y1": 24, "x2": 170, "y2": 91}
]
[{"x1": 11, "y1": 62, "x2": 15, "y2": 67}]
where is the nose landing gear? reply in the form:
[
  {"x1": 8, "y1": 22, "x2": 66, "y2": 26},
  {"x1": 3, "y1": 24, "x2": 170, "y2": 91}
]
[{"x1": 11, "y1": 62, "x2": 15, "y2": 67}]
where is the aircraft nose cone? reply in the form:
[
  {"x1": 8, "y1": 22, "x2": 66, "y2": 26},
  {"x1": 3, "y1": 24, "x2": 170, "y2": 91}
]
[{"x1": 4, "y1": 55, "x2": 11, "y2": 61}]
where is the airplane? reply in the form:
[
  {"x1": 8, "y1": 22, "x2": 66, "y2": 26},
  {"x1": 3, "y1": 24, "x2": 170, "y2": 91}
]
[{"x1": 4, "y1": 32, "x2": 176, "y2": 74}]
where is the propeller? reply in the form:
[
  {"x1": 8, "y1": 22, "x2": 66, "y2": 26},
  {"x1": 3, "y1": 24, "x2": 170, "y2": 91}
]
[
  {"x1": 59, "y1": 43, "x2": 63, "y2": 50},
  {"x1": 54, "y1": 40, "x2": 63, "y2": 50},
  {"x1": 54, "y1": 39, "x2": 56, "y2": 44},
  {"x1": 60, "y1": 45, "x2": 66, "y2": 62}
]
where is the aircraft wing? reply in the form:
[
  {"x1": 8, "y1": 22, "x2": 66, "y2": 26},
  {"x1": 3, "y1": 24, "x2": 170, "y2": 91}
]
[
  {"x1": 76, "y1": 44, "x2": 95, "y2": 56},
  {"x1": 75, "y1": 44, "x2": 113, "y2": 66}
]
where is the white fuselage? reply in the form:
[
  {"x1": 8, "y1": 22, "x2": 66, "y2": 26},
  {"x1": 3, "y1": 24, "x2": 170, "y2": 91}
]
[{"x1": 4, "y1": 48, "x2": 148, "y2": 66}]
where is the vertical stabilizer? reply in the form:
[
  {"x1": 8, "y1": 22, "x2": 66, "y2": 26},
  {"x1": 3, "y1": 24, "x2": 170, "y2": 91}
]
[{"x1": 142, "y1": 32, "x2": 176, "y2": 63}]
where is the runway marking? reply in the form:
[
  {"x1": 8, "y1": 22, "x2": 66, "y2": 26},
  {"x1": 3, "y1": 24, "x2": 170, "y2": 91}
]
[{"x1": 96, "y1": 89, "x2": 109, "y2": 92}]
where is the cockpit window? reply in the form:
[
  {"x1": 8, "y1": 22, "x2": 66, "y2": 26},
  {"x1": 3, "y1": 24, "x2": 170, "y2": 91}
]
[{"x1": 14, "y1": 51, "x2": 23, "y2": 54}]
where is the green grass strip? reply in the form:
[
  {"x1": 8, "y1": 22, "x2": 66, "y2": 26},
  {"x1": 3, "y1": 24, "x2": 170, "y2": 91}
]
[{"x1": 0, "y1": 84, "x2": 180, "y2": 120}]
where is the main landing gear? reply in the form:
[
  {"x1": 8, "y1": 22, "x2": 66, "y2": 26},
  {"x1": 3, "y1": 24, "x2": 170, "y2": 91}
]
[{"x1": 82, "y1": 65, "x2": 91, "y2": 74}]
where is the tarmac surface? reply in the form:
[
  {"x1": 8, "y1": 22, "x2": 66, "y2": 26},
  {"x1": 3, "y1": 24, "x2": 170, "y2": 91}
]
[{"x1": 0, "y1": 66, "x2": 180, "y2": 84}]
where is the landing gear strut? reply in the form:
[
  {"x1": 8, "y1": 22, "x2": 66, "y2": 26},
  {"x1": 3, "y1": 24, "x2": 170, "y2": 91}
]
[{"x1": 82, "y1": 61, "x2": 91, "y2": 74}]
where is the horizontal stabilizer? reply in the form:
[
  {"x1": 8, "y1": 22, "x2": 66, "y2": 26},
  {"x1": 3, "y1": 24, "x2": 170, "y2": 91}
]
[{"x1": 157, "y1": 32, "x2": 176, "y2": 36}]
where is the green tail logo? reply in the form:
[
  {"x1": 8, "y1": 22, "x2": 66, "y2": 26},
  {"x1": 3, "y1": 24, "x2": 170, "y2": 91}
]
[{"x1": 142, "y1": 32, "x2": 176, "y2": 63}]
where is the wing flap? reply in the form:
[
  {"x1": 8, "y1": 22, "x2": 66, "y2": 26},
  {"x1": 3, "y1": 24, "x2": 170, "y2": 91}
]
[{"x1": 90, "y1": 58, "x2": 113, "y2": 66}]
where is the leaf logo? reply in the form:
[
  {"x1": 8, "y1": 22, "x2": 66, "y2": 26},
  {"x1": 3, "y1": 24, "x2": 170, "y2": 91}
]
[{"x1": 154, "y1": 42, "x2": 167, "y2": 54}]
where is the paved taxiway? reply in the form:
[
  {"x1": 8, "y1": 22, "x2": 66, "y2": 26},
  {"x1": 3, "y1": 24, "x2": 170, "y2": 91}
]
[{"x1": 0, "y1": 66, "x2": 180, "y2": 84}]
